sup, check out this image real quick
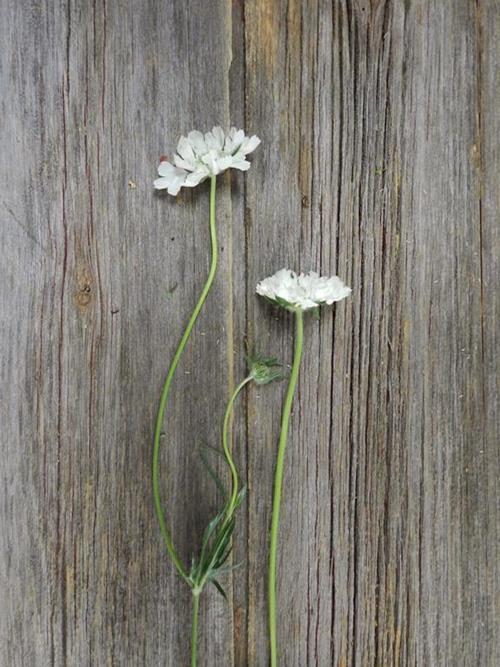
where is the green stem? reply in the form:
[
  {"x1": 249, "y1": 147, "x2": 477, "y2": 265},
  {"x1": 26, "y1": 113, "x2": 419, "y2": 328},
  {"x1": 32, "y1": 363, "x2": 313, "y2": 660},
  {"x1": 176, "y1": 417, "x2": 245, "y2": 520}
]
[
  {"x1": 152, "y1": 175, "x2": 218, "y2": 581},
  {"x1": 222, "y1": 376, "x2": 252, "y2": 518},
  {"x1": 190, "y1": 591, "x2": 201, "y2": 667},
  {"x1": 268, "y1": 308, "x2": 304, "y2": 667}
]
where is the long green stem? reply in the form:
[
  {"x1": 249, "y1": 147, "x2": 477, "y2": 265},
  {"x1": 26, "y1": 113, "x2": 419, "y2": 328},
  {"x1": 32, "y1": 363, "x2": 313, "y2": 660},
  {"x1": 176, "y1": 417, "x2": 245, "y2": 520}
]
[
  {"x1": 190, "y1": 591, "x2": 200, "y2": 667},
  {"x1": 222, "y1": 376, "x2": 252, "y2": 518},
  {"x1": 268, "y1": 308, "x2": 304, "y2": 666},
  {"x1": 152, "y1": 175, "x2": 218, "y2": 581}
]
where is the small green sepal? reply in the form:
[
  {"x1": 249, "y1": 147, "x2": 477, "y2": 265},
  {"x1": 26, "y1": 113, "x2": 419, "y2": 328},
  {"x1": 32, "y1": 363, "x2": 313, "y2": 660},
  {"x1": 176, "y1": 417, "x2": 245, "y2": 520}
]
[{"x1": 246, "y1": 350, "x2": 283, "y2": 385}]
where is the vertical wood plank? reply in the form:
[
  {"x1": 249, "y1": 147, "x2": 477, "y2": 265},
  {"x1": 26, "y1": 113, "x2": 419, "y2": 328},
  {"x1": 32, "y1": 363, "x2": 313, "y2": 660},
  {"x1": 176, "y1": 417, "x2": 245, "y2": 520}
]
[
  {"x1": 244, "y1": 0, "x2": 499, "y2": 665},
  {"x1": 1, "y1": 1, "x2": 239, "y2": 664},
  {"x1": 472, "y1": 2, "x2": 500, "y2": 664},
  {"x1": 245, "y1": 0, "x2": 307, "y2": 661},
  {"x1": 1, "y1": 1, "x2": 498, "y2": 665}
]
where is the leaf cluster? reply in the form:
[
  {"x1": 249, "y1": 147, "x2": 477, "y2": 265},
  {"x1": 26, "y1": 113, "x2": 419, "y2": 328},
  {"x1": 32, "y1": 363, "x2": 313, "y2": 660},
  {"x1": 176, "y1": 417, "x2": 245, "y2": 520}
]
[
  {"x1": 187, "y1": 483, "x2": 246, "y2": 599},
  {"x1": 181, "y1": 351, "x2": 282, "y2": 600}
]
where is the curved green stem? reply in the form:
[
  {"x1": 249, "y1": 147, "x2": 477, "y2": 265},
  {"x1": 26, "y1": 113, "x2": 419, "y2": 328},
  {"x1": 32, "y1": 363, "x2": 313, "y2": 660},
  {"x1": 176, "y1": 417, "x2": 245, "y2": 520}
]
[
  {"x1": 152, "y1": 175, "x2": 218, "y2": 581},
  {"x1": 190, "y1": 376, "x2": 251, "y2": 597},
  {"x1": 268, "y1": 308, "x2": 304, "y2": 667},
  {"x1": 188, "y1": 369, "x2": 249, "y2": 666},
  {"x1": 189, "y1": 377, "x2": 249, "y2": 665},
  {"x1": 222, "y1": 376, "x2": 252, "y2": 518},
  {"x1": 190, "y1": 591, "x2": 201, "y2": 667}
]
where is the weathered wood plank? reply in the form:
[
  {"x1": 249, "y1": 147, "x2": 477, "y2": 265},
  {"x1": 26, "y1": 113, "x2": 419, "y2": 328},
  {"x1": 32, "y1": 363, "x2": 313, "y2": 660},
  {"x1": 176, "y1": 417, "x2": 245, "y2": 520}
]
[
  {"x1": 473, "y1": 1, "x2": 500, "y2": 664},
  {"x1": 1, "y1": 1, "x2": 238, "y2": 665},
  {"x1": 1, "y1": 1, "x2": 498, "y2": 666},
  {"x1": 244, "y1": 0, "x2": 499, "y2": 665}
]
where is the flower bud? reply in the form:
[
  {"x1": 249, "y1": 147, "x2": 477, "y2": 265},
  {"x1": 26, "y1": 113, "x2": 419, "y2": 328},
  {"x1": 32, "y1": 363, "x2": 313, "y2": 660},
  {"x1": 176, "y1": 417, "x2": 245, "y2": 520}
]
[{"x1": 247, "y1": 352, "x2": 282, "y2": 385}]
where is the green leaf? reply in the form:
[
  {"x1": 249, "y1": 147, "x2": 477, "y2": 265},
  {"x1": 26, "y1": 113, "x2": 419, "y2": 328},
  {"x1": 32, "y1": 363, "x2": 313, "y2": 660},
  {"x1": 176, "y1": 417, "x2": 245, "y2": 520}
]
[
  {"x1": 212, "y1": 579, "x2": 228, "y2": 600},
  {"x1": 215, "y1": 560, "x2": 243, "y2": 576},
  {"x1": 234, "y1": 485, "x2": 247, "y2": 508},
  {"x1": 199, "y1": 447, "x2": 227, "y2": 499},
  {"x1": 200, "y1": 442, "x2": 226, "y2": 459},
  {"x1": 215, "y1": 545, "x2": 233, "y2": 569},
  {"x1": 196, "y1": 511, "x2": 225, "y2": 576}
]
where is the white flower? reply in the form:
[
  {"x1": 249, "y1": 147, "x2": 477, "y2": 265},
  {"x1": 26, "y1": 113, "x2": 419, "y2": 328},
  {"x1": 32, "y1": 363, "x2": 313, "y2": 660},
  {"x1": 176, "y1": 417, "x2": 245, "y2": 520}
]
[
  {"x1": 256, "y1": 269, "x2": 351, "y2": 311},
  {"x1": 154, "y1": 126, "x2": 261, "y2": 195}
]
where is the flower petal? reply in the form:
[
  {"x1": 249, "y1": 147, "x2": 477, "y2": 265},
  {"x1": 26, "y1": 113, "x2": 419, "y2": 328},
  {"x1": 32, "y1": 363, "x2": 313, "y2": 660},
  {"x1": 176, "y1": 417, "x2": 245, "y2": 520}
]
[
  {"x1": 240, "y1": 134, "x2": 261, "y2": 155},
  {"x1": 187, "y1": 130, "x2": 207, "y2": 156},
  {"x1": 153, "y1": 177, "x2": 170, "y2": 190},
  {"x1": 204, "y1": 129, "x2": 223, "y2": 151},
  {"x1": 174, "y1": 154, "x2": 196, "y2": 171},
  {"x1": 155, "y1": 161, "x2": 187, "y2": 195},
  {"x1": 230, "y1": 159, "x2": 251, "y2": 171},
  {"x1": 201, "y1": 149, "x2": 220, "y2": 174},
  {"x1": 225, "y1": 128, "x2": 245, "y2": 153},
  {"x1": 184, "y1": 169, "x2": 208, "y2": 187},
  {"x1": 157, "y1": 160, "x2": 177, "y2": 177},
  {"x1": 211, "y1": 126, "x2": 225, "y2": 149},
  {"x1": 176, "y1": 136, "x2": 197, "y2": 167},
  {"x1": 216, "y1": 155, "x2": 234, "y2": 171}
]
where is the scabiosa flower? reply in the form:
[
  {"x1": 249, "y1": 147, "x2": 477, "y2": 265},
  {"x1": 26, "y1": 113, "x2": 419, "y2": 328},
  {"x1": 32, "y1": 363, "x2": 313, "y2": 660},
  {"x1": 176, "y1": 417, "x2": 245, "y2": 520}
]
[
  {"x1": 154, "y1": 127, "x2": 261, "y2": 195},
  {"x1": 257, "y1": 268, "x2": 351, "y2": 666},
  {"x1": 152, "y1": 125, "x2": 264, "y2": 666},
  {"x1": 256, "y1": 268, "x2": 351, "y2": 311}
]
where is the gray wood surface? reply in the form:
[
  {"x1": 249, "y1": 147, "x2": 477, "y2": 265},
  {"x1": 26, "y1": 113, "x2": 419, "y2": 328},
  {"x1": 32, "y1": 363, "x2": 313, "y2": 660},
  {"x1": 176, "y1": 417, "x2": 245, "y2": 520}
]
[{"x1": 1, "y1": 1, "x2": 498, "y2": 665}]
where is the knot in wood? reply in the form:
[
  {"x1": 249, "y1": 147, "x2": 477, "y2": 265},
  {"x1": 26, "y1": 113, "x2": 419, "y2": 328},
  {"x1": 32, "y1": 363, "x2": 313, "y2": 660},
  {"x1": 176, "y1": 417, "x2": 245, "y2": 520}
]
[{"x1": 75, "y1": 267, "x2": 93, "y2": 309}]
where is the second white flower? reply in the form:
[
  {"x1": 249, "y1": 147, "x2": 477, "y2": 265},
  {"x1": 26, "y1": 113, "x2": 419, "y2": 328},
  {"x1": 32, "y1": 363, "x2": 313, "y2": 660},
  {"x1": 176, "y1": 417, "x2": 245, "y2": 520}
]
[{"x1": 256, "y1": 269, "x2": 351, "y2": 311}]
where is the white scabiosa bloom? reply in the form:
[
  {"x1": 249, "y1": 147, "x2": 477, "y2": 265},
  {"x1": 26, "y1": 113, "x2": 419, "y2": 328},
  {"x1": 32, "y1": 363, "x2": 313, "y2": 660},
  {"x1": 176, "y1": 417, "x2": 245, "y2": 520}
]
[
  {"x1": 154, "y1": 127, "x2": 261, "y2": 195},
  {"x1": 256, "y1": 269, "x2": 351, "y2": 311}
]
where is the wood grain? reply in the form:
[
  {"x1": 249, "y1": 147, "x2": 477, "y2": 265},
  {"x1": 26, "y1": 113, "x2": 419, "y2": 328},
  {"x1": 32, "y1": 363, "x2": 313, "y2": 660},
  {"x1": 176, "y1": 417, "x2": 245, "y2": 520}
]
[{"x1": 1, "y1": 1, "x2": 498, "y2": 665}]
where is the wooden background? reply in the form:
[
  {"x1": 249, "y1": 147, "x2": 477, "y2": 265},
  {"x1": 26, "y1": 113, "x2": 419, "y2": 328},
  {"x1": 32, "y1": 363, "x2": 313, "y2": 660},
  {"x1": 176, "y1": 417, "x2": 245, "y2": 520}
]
[{"x1": 1, "y1": 1, "x2": 498, "y2": 665}]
